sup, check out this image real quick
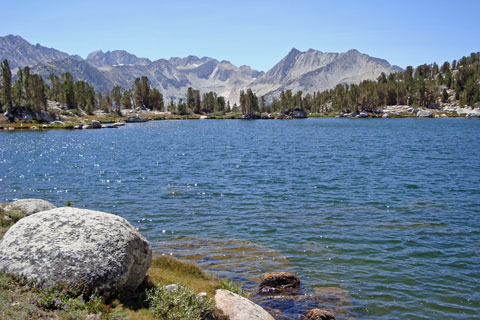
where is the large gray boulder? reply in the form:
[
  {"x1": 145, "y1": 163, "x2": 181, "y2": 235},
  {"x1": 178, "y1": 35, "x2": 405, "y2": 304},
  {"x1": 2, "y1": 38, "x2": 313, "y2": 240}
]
[
  {"x1": 417, "y1": 110, "x2": 433, "y2": 118},
  {"x1": 215, "y1": 289, "x2": 274, "y2": 320},
  {"x1": 3, "y1": 198, "x2": 56, "y2": 216},
  {"x1": 0, "y1": 207, "x2": 152, "y2": 297},
  {"x1": 90, "y1": 120, "x2": 102, "y2": 128}
]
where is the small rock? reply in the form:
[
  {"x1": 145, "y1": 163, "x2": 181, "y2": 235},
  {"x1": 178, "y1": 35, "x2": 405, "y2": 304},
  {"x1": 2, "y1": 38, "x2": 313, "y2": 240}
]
[
  {"x1": 215, "y1": 289, "x2": 274, "y2": 320},
  {"x1": 197, "y1": 292, "x2": 207, "y2": 300},
  {"x1": 111, "y1": 122, "x2": 126, "y2": 127},
  {"x1": 30, "y1": 126, "x2": 38, "y2": 130},
  {"x1": 441, "y1": 114, "x2": 448, "y2": 118},
  {"x1": 164, "y1": 284, "x2": 179, "y2": 292},
  {"x1": 42, "y1": 124, "x2": 48, "y2": 129},
  {"x1": 359, "y1": 112, "x2": 368, "y2": 118},
  {"x1": 82, "y1": 125, "x2": 91, "y2": 129},
  {"x1": 50, "y1": 120, "x2": 65, "y2": 125},
  {"x1": 301, "y1": 309, "x2": 337, "y2": 320},
  {"x1": 258, "y1": 272, "x2": 300, "y2": 294},
  {"x1": 382, "y1": 113, "x2": 390, "y2": 118},
  {"x1": 200, "y1": 115, "x2": 208, "y2": 120},
  {"x1": 3, "y1": 199, "x2": 56, "y2": 216}
]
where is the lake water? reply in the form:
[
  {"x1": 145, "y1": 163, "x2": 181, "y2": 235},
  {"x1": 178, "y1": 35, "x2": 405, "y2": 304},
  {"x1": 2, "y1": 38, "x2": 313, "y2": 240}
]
[{"x1": 1, "y1": 118, "x2": 479, "y2": 319}]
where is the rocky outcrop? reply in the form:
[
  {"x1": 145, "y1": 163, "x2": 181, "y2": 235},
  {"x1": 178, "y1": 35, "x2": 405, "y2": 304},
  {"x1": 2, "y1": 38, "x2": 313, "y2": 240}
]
[
  {"x1": 258, "y1": 272, "x2": 300, "y2": 294},
  {"x1": 2, "y1": 199, "x2": 56, "y2": 216},
  {"x1": 417, "y1": 110, "x2": 433, "y2": 118},
  {"x1": 7, "y1": 108, "x2": 56, "y2": 123},
  {"x1": 215, "y1": 289, "x2": 274, "y2": 320},
  {"x1": 0, "y1": 207, "x2": 152, "y2": 297},
  {"x1": 126, "y1": 116, "x2": 148, "y2": 122},
  {"x1": 301, "y1": 309, "x2": 337, "y2": 320},
  {"x1": 90, "y1": 120, "x2": 102, "y2": 128}
]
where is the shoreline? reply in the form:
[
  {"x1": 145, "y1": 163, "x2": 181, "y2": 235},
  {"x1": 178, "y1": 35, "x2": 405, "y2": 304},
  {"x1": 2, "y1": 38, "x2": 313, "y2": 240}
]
[
  {"x1": 1, "y1": 107, "x2": 479, "y2": 132},
  {"x1": 0, "y1": 199, "x2": 344, "y2": 320}
]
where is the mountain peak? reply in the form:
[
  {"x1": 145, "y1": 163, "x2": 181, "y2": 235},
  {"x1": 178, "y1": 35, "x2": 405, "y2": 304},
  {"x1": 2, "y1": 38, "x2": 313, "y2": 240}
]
[
  {"x1": 345, "y1": 49, "x2": 361, "y2": 55},
  {"x1": 288, "y1": 47, "x2": 301, "y2": 56},
  {"x1": 0, "y1": 34, "x2": 72, "y2": 70},
  {"x1": 85, "y1": 49, "x2": 151, "y2": 67}
]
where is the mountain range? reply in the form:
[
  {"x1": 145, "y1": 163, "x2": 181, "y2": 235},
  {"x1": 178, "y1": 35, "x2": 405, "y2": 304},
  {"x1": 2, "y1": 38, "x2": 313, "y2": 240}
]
[{"x1": 0, "y1": 34, "x2": 402, "y2": 104}]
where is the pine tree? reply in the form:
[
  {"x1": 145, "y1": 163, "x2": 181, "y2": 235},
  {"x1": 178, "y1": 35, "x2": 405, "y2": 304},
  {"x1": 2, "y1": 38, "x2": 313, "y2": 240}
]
[
  {"x1": 186, "y1": 87, "x2": 195, "y2": 111},
  {"x1": 121, "y1": 90, "x2": 132, "y2": 110},
  {"x1": 150, "y1": 88, "x2": 164, "y2": 111},
  {"x1": 1, "y1": 59, "x2": 13, "y2": 114},
  {"x1": 193, "y1": 90, "x2": 201, "y2": 113},
  {"x1": 61, "y1": 72, "x2": 75, "y2": 108},
  {"x1": 133, "y1": 76, "x2": 150, "y2": 108},
  {"x1": 111, "y1": 86, "x2": 122, "y2": 109}
]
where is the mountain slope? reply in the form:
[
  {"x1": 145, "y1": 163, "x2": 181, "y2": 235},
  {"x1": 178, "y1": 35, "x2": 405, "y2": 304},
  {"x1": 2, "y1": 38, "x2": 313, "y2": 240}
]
[
  {"x1": 0, "y1": 35, "x2": 402, "y2": 104},
  {"x1": 251, "y1": 48, "x2": 402, "y2": 101},
  {"x1": 0, "y1": 35, "x2": 79, "y2": 70}
]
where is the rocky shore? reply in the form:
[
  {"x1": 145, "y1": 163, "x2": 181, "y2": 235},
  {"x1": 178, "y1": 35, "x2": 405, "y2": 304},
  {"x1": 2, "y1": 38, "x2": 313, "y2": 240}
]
[
  {"x1": 0, "y1": 199, "x2": 344, "y2": 320},
  {"x1": 1, "y1": 101, "x2": 479, "y2": 132}
]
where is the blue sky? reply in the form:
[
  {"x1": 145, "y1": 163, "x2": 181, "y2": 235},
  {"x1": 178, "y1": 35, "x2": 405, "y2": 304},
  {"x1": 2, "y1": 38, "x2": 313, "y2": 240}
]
[{"x1": 1, "y1": 0, "x2": 479, "y2": 71}]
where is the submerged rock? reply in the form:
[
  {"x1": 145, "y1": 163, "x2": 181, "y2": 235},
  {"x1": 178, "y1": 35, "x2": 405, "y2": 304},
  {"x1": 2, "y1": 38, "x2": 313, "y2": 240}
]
[
  {"x1": 253, "y1": 286, "x2": 352, "y2": 320},
  {"x1": 3, "y1": 198, "x2": 56, "y2": 216},
  {"x1": 301, "y1": 308, "x2": 337, "y2": 320},
  {"x1": 215, "y1": 289, "x2": 274, "y2": 320},
  {"x1": 0, "y1": 207, "x2": 152, "y2": 297},
  {"x1": 258, "y1": 272, "x2": 300, "y2": 294}
]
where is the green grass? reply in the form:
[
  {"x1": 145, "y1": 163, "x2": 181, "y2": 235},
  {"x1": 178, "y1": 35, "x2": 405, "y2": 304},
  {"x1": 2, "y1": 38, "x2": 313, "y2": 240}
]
[
  {"x1": 217, "y1": 279, "x2": 246, "y2": 297},
  {"x1": 145, "y1": 285, "x2": 216, "y2": 320},
  {"x1": 0, "y1": 206, "x2": 25, "y2": 238}
]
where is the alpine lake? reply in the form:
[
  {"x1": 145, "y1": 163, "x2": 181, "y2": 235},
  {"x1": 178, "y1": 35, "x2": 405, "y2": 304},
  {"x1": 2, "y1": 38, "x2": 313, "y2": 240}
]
[{"x1": 1, "y1": 118, "x2": 479, "y2": 319}]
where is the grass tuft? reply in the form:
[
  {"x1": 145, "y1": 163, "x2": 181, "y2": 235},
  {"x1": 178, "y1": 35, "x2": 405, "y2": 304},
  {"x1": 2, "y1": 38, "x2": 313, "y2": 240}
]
[
  {"x1": 218, "y1": 279, "x2": 246, "y2": 297},
  {"x1": 146, "y1": 284, "x2": 216, "y2": 320}
]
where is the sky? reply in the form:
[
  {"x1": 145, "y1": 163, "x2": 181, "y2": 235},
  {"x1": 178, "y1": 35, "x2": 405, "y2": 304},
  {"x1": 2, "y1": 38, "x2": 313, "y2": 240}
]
[{"x1": 0, "y1": 0, "x2": 479, "y2": 71}]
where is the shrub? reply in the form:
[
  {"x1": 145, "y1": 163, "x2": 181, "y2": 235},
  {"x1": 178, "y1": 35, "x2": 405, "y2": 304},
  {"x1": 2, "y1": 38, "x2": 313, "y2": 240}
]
[
  {"x1": 146, "y1": 284, "x2": 215, "y2": 320},
  {"x1": 218, "y1": 279, "x2": 245, "y2": 297}
]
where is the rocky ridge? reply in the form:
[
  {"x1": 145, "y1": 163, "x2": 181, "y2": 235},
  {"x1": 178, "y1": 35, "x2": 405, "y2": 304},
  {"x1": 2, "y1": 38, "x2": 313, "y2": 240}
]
[{"x1": 1, "y1": 35, "x2": 401, "y2": 104}]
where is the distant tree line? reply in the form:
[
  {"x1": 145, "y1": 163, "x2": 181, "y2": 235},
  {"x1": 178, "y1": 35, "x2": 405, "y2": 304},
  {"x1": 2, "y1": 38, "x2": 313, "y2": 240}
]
[{"x1": 1, "y1": 51, "x2": 478, "y2": 120}]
